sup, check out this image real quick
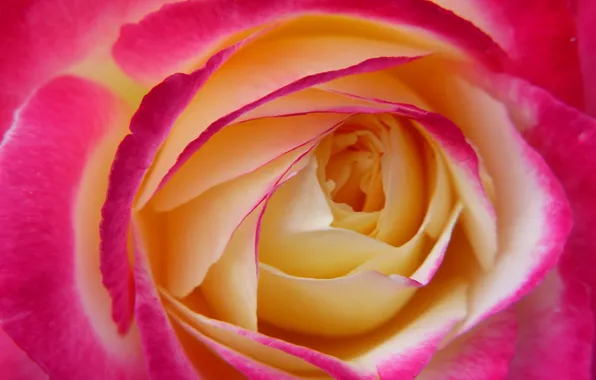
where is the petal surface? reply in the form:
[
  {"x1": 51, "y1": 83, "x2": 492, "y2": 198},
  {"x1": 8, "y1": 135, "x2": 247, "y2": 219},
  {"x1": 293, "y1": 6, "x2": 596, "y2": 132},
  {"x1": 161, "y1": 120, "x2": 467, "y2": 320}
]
[
  {"x1": 0, "y1": 328, "x2": 47, "y2": 380},
  {"x1": 502, "y1": 77, "x2": 596, "y2": 378},
  {"x1": 0, "y1": 77, "x2": 147, "y2": 378}
]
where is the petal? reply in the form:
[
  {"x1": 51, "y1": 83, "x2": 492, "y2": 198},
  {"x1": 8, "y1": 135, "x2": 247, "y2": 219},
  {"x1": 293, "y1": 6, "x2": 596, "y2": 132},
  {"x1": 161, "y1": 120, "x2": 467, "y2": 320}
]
[
  {"x1": 0, "y1": 328, "x2": 47, "y2": 380},
  {"x1": 257, "y1": 265, "x2": 421, "y2": 336},
  {"x1": 0, "y1": 77, "x2": 147, "y2": 378},
  {"x1": 417, "y1": 310, "x2": 518, "y2": 380},
  {"x1": 501, "y1": 77, "x2": 596, "y2": 377},
  {"x1": 417, "y1": 74, "x2": 572, "y2": 335},
  {"x1": 574, "y1": 0, "x2": 596, "y2": 115},
  {"x1": 199, "y1": 204, "x2": 263, "y2": 331},
  {"x1": 506, "y1": 270, "x2": 592, "y2": 380},
  {"x1": 172, "y1": 319, "x2": 305, "y2": 380},
  {"x1": 164, "y1": 142, "x2": 317, "y2": 298},
  {"x1": 430, "y1": 0, "x2": 583, "y2": 108},
  {"x1": 113, "y1": 0, "x2": 505, "y2": 84},
  {"x1": 134, "y1": 36, "x2": 426, "y2": 209},
  {"x1": 0, "y1": 0, "x2": 174, "y2": 136},
  {"x1": 153, "y1": 113, "x2": 353, "y2": 211},
  {"x1": 99, "y1": 40, "x2": 245, "y2": 332}
]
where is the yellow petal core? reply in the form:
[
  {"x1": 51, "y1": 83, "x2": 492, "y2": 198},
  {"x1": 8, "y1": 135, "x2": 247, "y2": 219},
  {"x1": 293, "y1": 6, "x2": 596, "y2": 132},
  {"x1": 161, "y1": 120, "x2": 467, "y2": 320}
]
[{"x1": 73, "y1": 12, "x2": 502, "y2": 378}]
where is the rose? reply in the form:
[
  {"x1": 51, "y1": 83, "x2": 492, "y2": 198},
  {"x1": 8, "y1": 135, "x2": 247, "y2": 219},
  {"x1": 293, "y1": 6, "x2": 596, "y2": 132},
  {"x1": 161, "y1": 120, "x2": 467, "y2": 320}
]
[{"x1": 1, "y1": 0, "x2": 595, "y2": 378}]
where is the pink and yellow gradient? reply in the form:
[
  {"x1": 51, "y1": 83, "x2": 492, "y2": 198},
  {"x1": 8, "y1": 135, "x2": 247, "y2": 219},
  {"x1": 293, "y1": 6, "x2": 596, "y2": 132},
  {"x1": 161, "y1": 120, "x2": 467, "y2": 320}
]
[{"x1": 0, "y1": 0, "x2": 594, "y2": 379}]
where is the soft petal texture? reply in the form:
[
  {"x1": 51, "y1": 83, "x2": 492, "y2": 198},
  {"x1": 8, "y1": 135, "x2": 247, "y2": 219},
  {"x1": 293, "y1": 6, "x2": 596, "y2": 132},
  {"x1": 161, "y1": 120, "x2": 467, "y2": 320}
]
[
  {"x1": 430, "y1": 0, "x2": 583, "y2": 108},
  {"x1": 100, "y1": 41, "x2": 243, "y2": 332},
  {"x1": 506, "y1": 270, "x2": 592, "y2": 380},
  {"x1": 0, "y1": 0, "x2": 174, "y2": 137},
  {"x1": 574, "y1": 0, "x2": 596, "y2": 114},
  {"x1": 501, "y1": 76, "x2": 596, "y2": 378},
  {"x1": 0, "y1": 77, "x2": 146, "y2": 378},
  {"x1": 352, "y1": 66, "x2": 572, "y2": 336},
  {"x1": 165, "y1": 142, "x2": 317, "y2": 297},
  {"x1": 113, "y1": 0, "x2": 506, "y2": 84},
  {"x1": 417, "y1": 311, "x2": 518, "y2": 380},
  {"x1": 0, "y1": 328, "x2": 47, "y2": 380},
  {"x1": 135, "y1": 40, "x2": 425, "y2": 210}
]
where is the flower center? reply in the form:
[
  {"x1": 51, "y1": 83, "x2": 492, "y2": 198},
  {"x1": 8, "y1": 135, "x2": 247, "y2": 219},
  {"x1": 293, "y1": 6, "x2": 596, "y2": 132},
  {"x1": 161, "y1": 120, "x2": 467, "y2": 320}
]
[{"x1": 322, "y1": 122, "x2": 386, "y2": 212}]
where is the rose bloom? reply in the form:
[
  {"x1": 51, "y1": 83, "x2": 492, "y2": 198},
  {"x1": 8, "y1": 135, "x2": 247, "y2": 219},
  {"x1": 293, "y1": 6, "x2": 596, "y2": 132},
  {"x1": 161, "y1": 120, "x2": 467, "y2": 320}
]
[{"x1": 1, "y1": 0, "x2": 596, "y2": 379}]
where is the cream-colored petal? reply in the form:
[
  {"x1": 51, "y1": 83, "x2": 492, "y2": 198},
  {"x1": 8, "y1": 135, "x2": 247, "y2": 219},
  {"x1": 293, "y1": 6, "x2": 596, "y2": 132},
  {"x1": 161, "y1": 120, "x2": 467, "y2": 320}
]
[
  {"x1": 161, "y1": 291, "x2": 324, "y2": 375},
  {"x1": 135, "y1": 36, "x2": 428, "y2": 209},
  {"x1": 257, "y1": 264, "x2": 419, "y2": 337},
  {"x1": 153, "y1": 113, "x2": 349, "y2": 211},
  {"x1": 374, "y1": 116, "x2": 426, "y2": 245},
  {"x1": 410, "y1": 203, "x2": 463, "y2": 284},
  {"x1": 259, "y1": 158, "x2": 409, "y2": 278},
  {"x1": 164, "y1": 144, "x2": 314, "y2": 298},
  {"x1": 200, "y1": 204, "x2": 263, "y2": 331}
]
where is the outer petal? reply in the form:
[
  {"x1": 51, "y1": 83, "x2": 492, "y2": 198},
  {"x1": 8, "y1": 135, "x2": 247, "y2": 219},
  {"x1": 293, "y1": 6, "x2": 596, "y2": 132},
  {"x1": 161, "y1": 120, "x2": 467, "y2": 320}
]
[
  {"x1": 431, "y1": 0, "x2": 583, "y2": 108},
  {"x1": 100, "y1": 41, "x2": 245, "y2": 333},
  {"x1": 113, "y1": 0, "x2": 506, "y2": 84},
  {"x1": 500, "y1": 77, "x2": 596, "y2": 378},
  {"x1": 0, "y1": 77, "x2": 147, "y2": 378},
  {"x1": 573, "y1": 0, "x2": 596, "y2": 115},
  {"x1": 0, "y1": 328, "x2": 47, "y2": 380},
  {"x1": 417, "y1": 310, "x2": 518, "y2": 380},
  {"x1": 0, "y1": 0, "x2": 175, "y2": 137},
  {"x1": 506, "y1": 269, "x2": 592, "y2": 380}
]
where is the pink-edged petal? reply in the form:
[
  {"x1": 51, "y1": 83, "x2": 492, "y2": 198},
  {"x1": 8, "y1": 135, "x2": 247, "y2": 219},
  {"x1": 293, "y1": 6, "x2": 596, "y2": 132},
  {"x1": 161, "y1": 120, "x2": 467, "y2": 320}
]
[
  {"x1": 113, "y1": 0, "x2": 506, "y2": 84},
  {"x1": 432, "y1": 76, "x2": 572, "y2": 336},
  {"x1": 164, "y1": 142, "x2": 318, "y2": 298},
  {"x1": 501, "y1": 77, "x2": 596, "y2": 377},
  {"x1": 99, "y1": 41, "x2": 246, "y2": 333},
  {"x1": 0, "y1": 0, "x2": 175, "y2": 137},
  {"x1": 0, "y1": 77, "x2": 147, "y2": 378},
  {"x1": 506, "y1": 268, "x2": 592, "y2": 380},
  {"x1": 574, "y1": 0, "x2": 596, "y2": 115},
  {"x1": 173, "y1": 319, "x2": 304, "y2": 380},
  {"x1": 0, "y1": 328, "x2": 47, "y2": 380},
  {"x1": 131, "y1": 237, "x2": 201, "y2": 380},
  {"x1": 417, "y1": 310, "x2": 518, "y2": 380},
  {"x1": 155, "y1": 56, "x2": 421, "y2": 201},
  {"x1": 431, "y1": 0, "x2": 583, "y2": 108}
]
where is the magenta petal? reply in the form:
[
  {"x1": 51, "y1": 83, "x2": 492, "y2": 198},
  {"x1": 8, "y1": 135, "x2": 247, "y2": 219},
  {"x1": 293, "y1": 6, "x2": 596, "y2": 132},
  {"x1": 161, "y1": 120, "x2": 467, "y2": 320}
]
[
  {"x1": 100, "y1": 41, "x2": 243, "y2": 334},
  {"x1": 0, "y1": 76, "x2": 147, "y2": 378},
  {"x1": 0, "y1": 0, "x2": 171, "y2": 137},
  {"x1": 0, "y1": 328, "x2": 47, "y2": 380},
  {"x1": 573, "y1": 0, "x2": 596, "y2": 115},
  {"x1": 507, "y1": 78, "x2": 596, "y2": 378},
  {"x1": 507, "y1": 269, "x2": 592, "y2": 380},
  {"x1": 113, "y1": 0, "x2": 506, "y2": 83},
  {"x1": 417, "y1": 311, "x2": 518, "y2": 380},
  {"x1": 132, "y1": 239, "x2": 198, "y2": 380},
  {"x1": 161, "y1": 56, "x2": 421, "y2": 188}
]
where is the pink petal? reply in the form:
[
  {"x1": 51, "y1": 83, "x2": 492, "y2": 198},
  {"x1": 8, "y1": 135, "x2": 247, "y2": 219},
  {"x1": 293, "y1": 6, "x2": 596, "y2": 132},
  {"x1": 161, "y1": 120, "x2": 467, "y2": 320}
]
[
  {"x1": 432, "y1": 0, "x2": 583, "y2": 108},
  {"x1": 0, "y1": 0, "x2": 174, "y2": 137},
  {"x1": 0, "y1": 76, "x2": 147, "y2": 378},
  {"x1": 506, "y1": 269, "x2": 592, "y2": 380},
  {"x1": 573, "y1": 0, "x2": 596, "y2": 115},
  {"x1": 503, "y1": 76, "x2": 596, "y2": 378},
  {"x1": 100, "y1": 41, "x2": 244, "y2": 333},
  {"x1": 0, "y1": 328, "x2": 47, "y2": 380},
  {"x1": 113, "y1": 0, "x2": 506, "y2": 84},
  {"x1": 132, "y1": 239, "x2": 198, "y2": 380},
  {"x1": 417, "y1": 310, "x2": 518, "y2": 380}
]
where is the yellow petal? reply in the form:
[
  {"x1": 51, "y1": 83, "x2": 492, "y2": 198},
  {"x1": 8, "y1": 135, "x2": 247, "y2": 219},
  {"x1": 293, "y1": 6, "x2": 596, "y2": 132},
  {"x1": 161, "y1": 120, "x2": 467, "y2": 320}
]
[
  {"x1": 200, "y1": 203, "x2": 263, "y2": 331},
  {"x1": 152, "y1": 113, "x2": 349, "y2": 211},
  {"x1": 164, "y1": 144, "x2": 314, "y2": 297},
  {"x1": 135, "y1": 35, "x2": 428, "y2": 209},
  {"x1": 257, "y1": 264, "x2": 419, "y2": 337}
]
